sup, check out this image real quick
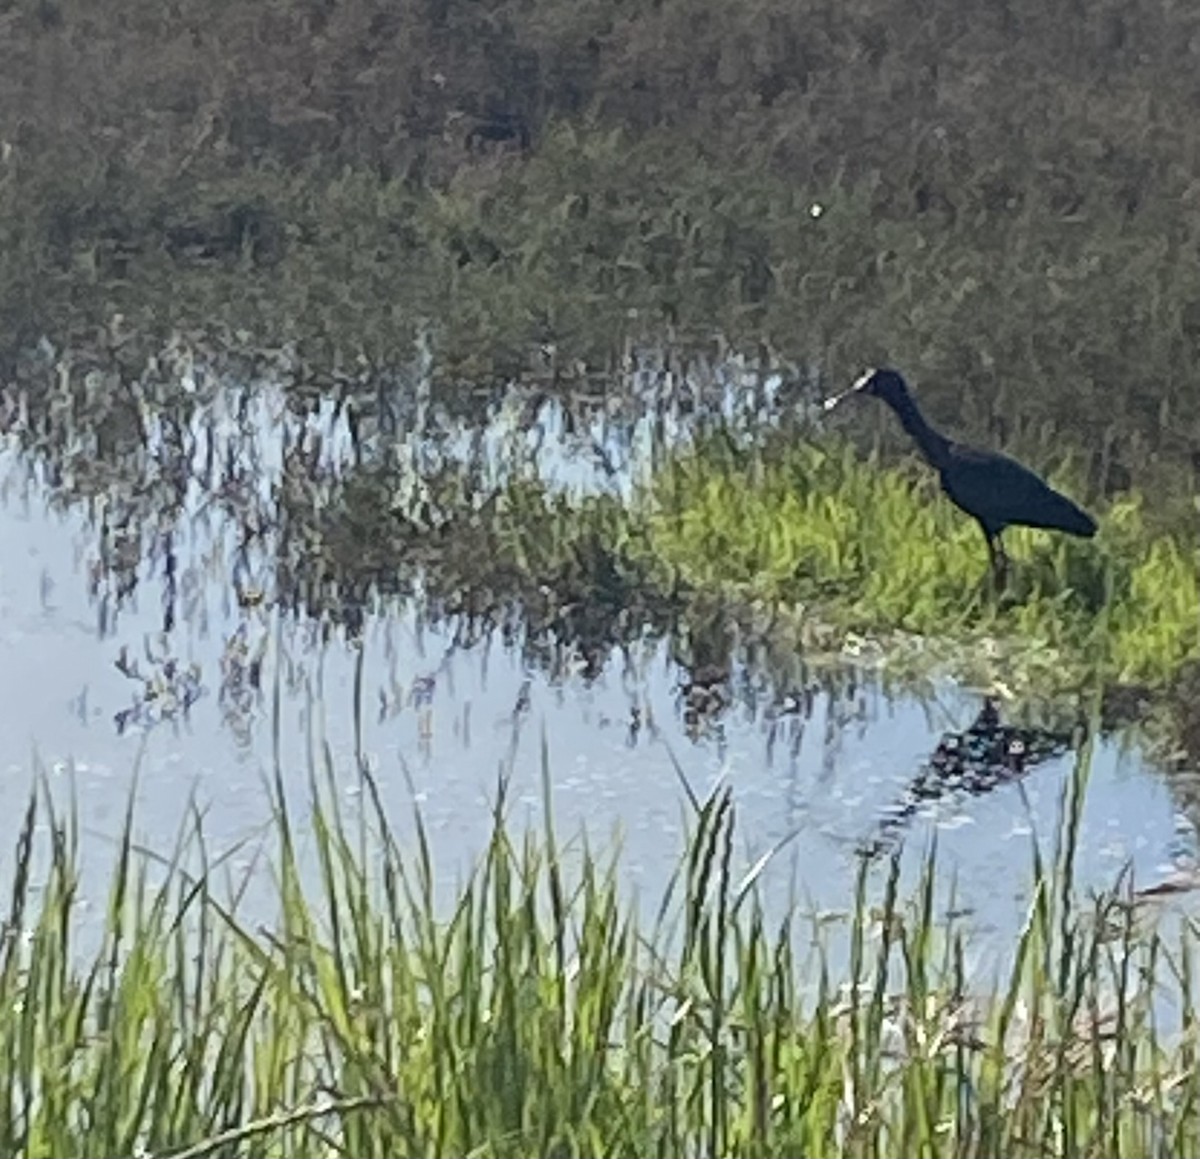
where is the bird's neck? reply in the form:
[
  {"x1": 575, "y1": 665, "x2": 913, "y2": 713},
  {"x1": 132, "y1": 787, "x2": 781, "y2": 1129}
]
[{"x1": 888, "y1": 393, "x2": 951, "y2": 468}]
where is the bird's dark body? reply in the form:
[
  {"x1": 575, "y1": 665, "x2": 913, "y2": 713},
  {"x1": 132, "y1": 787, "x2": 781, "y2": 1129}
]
[
  {"x1": 826, "y1": 367, "x2": 1097, "y2": 585},
  {"x1": 936, "y1": 443, "x2": 1097, "y2": 539}
]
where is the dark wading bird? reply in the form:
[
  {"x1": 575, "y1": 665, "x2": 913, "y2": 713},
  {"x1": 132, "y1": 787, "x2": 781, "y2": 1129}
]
[{"x1": 825, "y1": 368, "x2": 1098, "y2": 587}]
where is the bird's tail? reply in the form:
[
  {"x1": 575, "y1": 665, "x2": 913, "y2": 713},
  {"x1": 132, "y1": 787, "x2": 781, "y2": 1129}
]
[{"x1": 1050, "y1": 493, "x2": 1098, "y2": 538}]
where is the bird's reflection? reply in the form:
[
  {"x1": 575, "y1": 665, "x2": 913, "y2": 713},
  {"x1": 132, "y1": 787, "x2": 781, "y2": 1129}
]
[{"x1": 858, "y1": 697, "x2": 1076, "y2": 859}]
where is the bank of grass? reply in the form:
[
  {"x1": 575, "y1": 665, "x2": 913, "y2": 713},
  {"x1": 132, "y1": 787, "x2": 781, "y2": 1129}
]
[
  {"x1": 631, "y1": 428, "x2": 1200, "y2": 697},
  {"x1": 1, "y1": 740, "x2": 1197, "y2": 1158}
]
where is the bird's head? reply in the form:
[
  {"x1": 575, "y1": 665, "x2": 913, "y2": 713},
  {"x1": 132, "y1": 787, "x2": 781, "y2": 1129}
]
[{"x1": 823, "y1": 367, "x2": 909, "y2": 412}]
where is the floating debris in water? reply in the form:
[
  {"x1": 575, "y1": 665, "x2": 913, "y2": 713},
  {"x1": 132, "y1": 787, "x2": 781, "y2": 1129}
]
[
  {"x1": 1134, "y1": 866, "x2": 1200, "y2": 901},
  {"x1": 113, "y1": 641, "x2": 205, "y2": 735}
]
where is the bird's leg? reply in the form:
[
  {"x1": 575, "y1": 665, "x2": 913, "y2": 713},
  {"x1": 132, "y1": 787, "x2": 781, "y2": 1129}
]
[
  {"x1": 988, "y1": 534, "x2": 1009, "y2": 592},
  {"x1": 979, "y1": 523, "x2": 1008, "y2": 593}
]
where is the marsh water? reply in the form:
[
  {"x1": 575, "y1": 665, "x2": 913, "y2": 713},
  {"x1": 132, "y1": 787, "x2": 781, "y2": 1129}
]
[{"x1": 1, "y1": 344, "x2": 1196, "y2": 979}]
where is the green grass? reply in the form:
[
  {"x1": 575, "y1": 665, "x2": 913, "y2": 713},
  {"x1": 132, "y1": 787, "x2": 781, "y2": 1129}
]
[
  {"x1": 637, "y1": 429, "x2": 1200, "y2": 696},
  {"x1": 0, "y1": 735, "x2": 1197, "y2": 1158}
]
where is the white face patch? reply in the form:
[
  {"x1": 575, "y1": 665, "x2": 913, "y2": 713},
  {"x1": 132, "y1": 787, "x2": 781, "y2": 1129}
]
[{"x1": 852, "y1": 368, "x2": 877, "y2": 391}]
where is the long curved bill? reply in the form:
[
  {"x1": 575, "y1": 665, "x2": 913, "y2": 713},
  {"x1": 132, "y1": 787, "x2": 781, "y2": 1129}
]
[{"x1": 822, "y1": 369, "x2": 875, "y2": 412}]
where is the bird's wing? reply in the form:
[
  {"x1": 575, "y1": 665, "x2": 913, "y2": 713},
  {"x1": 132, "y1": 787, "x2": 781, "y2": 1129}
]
[
  {"x1": 940, "y1": 448, "x2": 1065, "y2": 520},
  {"x1": 941, "y1": 443, "x2": 1080, "y2": 530}
]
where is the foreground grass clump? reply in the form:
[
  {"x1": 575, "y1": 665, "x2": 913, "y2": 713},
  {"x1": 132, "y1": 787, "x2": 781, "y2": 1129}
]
[
  {"x1": 641, "y1": 430, "x2": 1200, "y2": 693},
  {"x1": 0, "y1": 748, "x2": 1197, "y2": 1158}
]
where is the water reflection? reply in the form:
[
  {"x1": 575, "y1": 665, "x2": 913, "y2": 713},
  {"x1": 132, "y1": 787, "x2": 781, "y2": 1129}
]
[
  {"x1": 857, "y1": 698, "x2": 1077, "y2": 860},
  {"x1": 0, "y1": 335, "x2": 1196, "y2": 959}
]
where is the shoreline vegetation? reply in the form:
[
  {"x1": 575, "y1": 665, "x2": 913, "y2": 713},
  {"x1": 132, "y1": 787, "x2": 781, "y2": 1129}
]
[{"x1": 1, "y1": 751, "x2": 1197, "y2": 1158}]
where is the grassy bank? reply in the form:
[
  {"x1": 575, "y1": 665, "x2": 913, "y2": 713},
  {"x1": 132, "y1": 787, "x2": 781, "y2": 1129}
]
[
  {"x1": 1, "y1": 744, "x2": 1197, "y2": 1158},
  {"x1": 638, "y1": 430, "x2": 1200, "y2": 696}
]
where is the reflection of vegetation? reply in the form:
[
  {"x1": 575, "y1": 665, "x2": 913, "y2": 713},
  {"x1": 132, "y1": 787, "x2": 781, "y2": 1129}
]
[
  {"x1": 3, "y1": 751, "x2": 1197, "y2": 1155},
  {"x1": 285, "y1": 467, "x2": 679, "y2": 683},
  {"x1": 2, "y1": 341, "x2": 1196, "y2": 762},
  {"x1": 270, "y1": 418, "x2": 1200, "y2": 764}
]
